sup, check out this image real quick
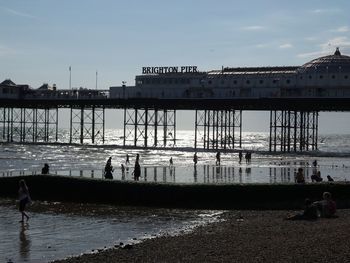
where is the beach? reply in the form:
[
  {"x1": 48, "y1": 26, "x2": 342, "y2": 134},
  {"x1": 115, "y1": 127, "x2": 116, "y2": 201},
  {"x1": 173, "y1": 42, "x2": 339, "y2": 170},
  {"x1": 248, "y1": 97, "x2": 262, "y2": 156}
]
[{"x1": 54, "y1": 209, "x2": 350, "y2": 263}]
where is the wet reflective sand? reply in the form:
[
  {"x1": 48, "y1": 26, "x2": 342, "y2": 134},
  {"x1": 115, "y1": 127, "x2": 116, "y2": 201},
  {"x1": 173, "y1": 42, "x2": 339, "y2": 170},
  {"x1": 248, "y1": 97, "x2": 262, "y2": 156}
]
[
  {"x1": 0, "y1": 200, "x2": 222, "y2": 262},
  {"x1": 2, "y1": 161, "x2": 350, "y2": 184}
]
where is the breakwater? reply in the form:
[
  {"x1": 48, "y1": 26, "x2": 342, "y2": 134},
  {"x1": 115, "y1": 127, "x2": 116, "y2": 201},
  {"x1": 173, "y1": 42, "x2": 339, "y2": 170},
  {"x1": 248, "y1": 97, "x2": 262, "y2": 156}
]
[{"x1": 1, "y1": 175, "x2": 350, "y2": 209}]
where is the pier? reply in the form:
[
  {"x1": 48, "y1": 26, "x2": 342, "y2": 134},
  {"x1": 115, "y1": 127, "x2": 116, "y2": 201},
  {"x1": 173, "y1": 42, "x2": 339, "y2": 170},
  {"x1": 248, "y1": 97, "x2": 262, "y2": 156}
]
[{"x1": 1, "y1": 48, "x2": 350, "y2": 152}]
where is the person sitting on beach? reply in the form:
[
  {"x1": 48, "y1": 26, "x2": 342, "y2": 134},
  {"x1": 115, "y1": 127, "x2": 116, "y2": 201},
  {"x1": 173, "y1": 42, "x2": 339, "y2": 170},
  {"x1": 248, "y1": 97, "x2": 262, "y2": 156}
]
[
  {"x1": 41, "y1": 163, "x2": 49, "y2": 175},
  {"x1": 104, "y1": 157, "x2": 114, "y2": 179},
  {"x1": 311, "y1": 171, "x2": 323, "y2": 182},
  {"x1": 313, "y1": 192, "x2": 337, "y2": 218},
  {"x1": 285, "y1": 198, "x2": 319, "y2": 220},
  {"x1": 18, "y1": 179, "x2": 31, "y2": 222},
  {"x1": 327, "y1": 175, "x2": 334, "y2": 182},
  {"x1": 295, "y1": 168, "x2": 305, "y2": 183}
]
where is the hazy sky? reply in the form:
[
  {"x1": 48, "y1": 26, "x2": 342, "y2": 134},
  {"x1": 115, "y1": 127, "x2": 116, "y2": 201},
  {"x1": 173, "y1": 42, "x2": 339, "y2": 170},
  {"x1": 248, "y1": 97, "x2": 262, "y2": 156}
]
[{"x1": 1, "y1": 0, "x2": 350, "y2": 133}]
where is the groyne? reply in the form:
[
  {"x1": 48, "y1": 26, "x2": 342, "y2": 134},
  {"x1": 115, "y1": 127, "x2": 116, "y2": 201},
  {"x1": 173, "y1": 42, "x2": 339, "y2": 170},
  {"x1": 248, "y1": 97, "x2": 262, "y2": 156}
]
[{"x1": 1, "y1": 175, "x2": 350, "y2": 209}]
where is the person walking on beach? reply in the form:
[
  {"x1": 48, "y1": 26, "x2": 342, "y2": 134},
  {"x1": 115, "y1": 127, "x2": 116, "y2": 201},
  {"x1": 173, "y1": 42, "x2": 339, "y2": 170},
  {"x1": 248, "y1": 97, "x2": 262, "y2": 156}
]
[
  {"x1": 104, "y1": 157, "x2": 114, "y2": 179},
  {"x1": 238, "y1": 150, "x2": 243, "y2": 164},
  {"x1": 18, "y1": 179, "x2": 31, "y2": 222},
  {"x1": 41, "y1": 163, "x2": 49, "y2": 175},
  {"x1": 133, "y1": 157, "x2": 141, "y2": 181},
  {"x1": 121, "y1": 164, "x2": 125, "y2": 179},
  {"x1": 216, "y1": 152, "x2": 221, "y2": 165},
  {"x1": 193, "y1": 152, "x2": 198, "y2": 166},
  {"x1": 169, "y1": 157, "x2": 173, "y2": 167},
  {"x1": 126, "y1": 154, "x2": 130, "y2": 165}
]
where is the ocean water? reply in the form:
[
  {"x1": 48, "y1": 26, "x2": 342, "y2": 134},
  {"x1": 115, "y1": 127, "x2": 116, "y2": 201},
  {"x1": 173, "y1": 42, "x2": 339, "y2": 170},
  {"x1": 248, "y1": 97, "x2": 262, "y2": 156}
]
[
  {"x1": 1, "y1": 129, "x2": 350, "y2": 183},
  {"x1": 0, "y1": 201, "x2": 222, "y2": 263},
  {"x1": 1, "y1": 129, "x2": 350, "y2": 262}
]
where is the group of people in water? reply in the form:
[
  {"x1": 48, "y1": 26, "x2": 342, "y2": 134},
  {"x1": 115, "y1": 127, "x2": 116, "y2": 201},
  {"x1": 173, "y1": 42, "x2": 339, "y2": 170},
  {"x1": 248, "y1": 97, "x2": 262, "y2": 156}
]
[
  {"x1": 295, "y1": 160, "x2": 335, "y2": 184},
  {"x1": 104, "y1": 153, "x2": 140, "y2": 181}
]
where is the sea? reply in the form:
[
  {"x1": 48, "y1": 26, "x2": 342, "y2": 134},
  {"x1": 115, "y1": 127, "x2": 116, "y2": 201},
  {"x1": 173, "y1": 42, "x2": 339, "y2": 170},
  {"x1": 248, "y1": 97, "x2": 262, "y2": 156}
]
[{"x1": 1, "y1": 129, "x2": 350, "y2": 262}]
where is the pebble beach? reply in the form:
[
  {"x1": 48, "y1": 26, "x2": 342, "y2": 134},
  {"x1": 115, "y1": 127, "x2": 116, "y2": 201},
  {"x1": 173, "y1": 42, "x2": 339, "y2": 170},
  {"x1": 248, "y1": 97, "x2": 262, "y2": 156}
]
[{"x1": 54, "y1": 209, "x2": 350, "y2": 263}]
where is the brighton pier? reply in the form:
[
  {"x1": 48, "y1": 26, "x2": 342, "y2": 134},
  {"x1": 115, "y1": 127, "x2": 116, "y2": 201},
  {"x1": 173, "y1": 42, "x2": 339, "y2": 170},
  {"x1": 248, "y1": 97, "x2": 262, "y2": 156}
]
[{"x1": 1, "y1": 48, "x2": 350, "y2": 152}]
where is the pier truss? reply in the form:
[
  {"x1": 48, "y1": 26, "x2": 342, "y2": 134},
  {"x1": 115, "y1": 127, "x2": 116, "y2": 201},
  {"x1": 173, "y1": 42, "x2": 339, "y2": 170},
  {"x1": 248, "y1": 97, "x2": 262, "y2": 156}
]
[
  {"x1": 269, "y1": 111, "x2": 318, "y2": 152},
  {"x1": 194, "y1": 110, "x2": 242, "y2": 150},
  {"x1": 123, "y1": 108, "x2": 176, "y2": 147},
  {"x1": 69, "y1": 106, "x2": 105, "y2": 144},
  {"x1": 0, "y1": 107, "x2": 58, "y2": 142}
]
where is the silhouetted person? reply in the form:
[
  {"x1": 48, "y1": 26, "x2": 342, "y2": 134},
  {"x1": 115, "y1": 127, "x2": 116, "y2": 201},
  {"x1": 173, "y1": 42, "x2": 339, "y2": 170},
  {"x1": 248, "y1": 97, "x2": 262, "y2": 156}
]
[
  {"x1": 133, "y1": 159, "x2": 141, "y2": 181},
  {"x1": 313, "y1": 192, "x2": 337, "y2": 218},
  {"x1": 311, "y1": 171, "x2": 323, "y2": 182},
  {"x1": 193, "y1": 152, "x2": 198, "y2": 165},
  {"x1": 126, "y1": 154, "x2": 130, "y2": 165},
  {"x1": 327, "y1": 175, "x2": 334, "y2": 182},
  {"x1": 18, "y1": 180, "x2": 31, "y2": 222},
  {"x1": 41, "y1": 163, "x2": 49, "y2": 175},
  {"x1": 295, "y1": 168, "x2": 305, "y2": 183},
  {"x1": 313, "y1": 160, "x2": 318, "y2": 167},
  {"x1": 238, "y1": 150, "x2": 243, "y2": 164},
  {"x1": 286, "y1": 198, "x2": 319, "y2": 220},
  {"x1": 104, "y1": 157, "x2": 113, "y2": 179},
  {"x1": 121, "y1": 164, "x2": 125, "y2": 179},
  {"x1": 216, "y1": 152, "x2": 221, "y2": 165},
  {"x1": 169, "y1": 157, "x2": 173, "y2": 166}
]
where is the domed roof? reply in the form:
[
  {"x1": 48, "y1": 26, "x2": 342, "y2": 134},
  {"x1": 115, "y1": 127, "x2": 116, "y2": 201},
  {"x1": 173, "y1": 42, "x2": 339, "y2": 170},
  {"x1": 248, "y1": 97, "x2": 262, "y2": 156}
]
[{"x1": 298, "y1": 48, "x2": 350, "y2": 74}]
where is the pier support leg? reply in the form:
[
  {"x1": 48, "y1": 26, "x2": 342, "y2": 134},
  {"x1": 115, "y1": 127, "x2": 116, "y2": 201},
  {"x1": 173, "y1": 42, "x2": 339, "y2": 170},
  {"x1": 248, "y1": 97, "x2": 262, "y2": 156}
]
[
  {"x1": 123, "y1": 108, "x2": 176, "y2": 148},
  {"x1": 195, "y1": 110, "x2": 242, "y2": 150},
  {"x1": 70, "y1": 106, "x2": 105, "y2": 144},
  {"x1": 269, "y1": 110, "x2": 318, "y2": 152}
]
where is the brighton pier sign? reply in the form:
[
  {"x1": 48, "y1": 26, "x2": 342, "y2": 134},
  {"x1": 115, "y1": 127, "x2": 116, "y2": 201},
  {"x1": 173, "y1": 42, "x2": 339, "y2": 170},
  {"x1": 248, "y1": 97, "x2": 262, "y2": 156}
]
[{"x1": 142, "y1": 66, "x2": 198, "y2": 74}]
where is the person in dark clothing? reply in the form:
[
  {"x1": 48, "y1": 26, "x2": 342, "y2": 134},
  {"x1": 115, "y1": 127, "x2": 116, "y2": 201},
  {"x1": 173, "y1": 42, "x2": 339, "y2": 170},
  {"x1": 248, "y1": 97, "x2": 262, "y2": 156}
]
[
  {"x1": 238, "y1": 151, "x2": 243, "y2": 164},
  {"x1": 216, "y1": 152, "x2": 221, "y2": 165},
  {"x1": 133, "y1": 159, "x2": 141, "y2": 181},
  {"x1": 327, "y1": 175, "x2": 334, "y2": 182},
  {"x1": 193, "y1": 152, "x2": 198, "y2": 165},
  {"x1": 41, "y1": 163, "x2": 49, "y2": 175},
  {"x1": 104, "y1": 157, "x2": 113, "y2": 179},
  {"x1": 285, "y1": 198, "x2": 319, "y2": 220}
]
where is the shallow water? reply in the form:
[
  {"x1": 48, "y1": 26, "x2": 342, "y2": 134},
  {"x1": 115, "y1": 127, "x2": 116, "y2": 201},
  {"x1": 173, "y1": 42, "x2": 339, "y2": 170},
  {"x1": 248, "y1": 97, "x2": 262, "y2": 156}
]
[{"x1": 0, "y1": 202, "x2": 222, "y2": 263}]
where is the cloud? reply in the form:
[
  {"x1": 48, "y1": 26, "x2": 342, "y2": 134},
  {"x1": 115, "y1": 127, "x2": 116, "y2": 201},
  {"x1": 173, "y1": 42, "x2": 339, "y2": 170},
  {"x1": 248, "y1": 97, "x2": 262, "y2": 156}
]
[
  {"x1": 297, "y1": 36, "x2": 350, "y2": 58},
  {"x1": 333, "y1": 26, "x2": 349, "y2": 33},
  {"x1": 0, "y1": 6, "x2": 36, "y2": 19},
  {"x1": 279, "y1": 43, "x2": 293, "y2": 49},
  {"x1": 255, "y1": 43, "x2": 269, "y2": 48},
  {"x1": 311, "y1": 8, "x2": 341, "y2": 14},
  {"x1": 240, "y1": 25, "x2": 265, "y2": 31}
]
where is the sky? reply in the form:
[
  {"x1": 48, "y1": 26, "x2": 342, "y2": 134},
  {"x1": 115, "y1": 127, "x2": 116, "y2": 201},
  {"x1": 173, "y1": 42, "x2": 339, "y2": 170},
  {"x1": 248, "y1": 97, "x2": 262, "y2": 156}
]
[{"x1": 1, "y1": 0, "x2": 350, "y2": 132}]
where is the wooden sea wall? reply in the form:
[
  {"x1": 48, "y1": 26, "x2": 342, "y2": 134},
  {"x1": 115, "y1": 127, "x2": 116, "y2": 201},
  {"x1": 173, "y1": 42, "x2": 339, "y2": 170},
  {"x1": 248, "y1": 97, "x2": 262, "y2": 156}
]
[{"x1": 1, "y1": 175, "x2": 350, "y2": 209}]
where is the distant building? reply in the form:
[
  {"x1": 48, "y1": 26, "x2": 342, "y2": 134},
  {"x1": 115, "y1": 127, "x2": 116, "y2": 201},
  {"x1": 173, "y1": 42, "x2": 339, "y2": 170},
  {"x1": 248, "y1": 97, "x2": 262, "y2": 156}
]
[
  {"x1": 110, "y1": 48, "x2": 350, "y2": 99},
  {"x1": 0, "y1": 79, "x2": 30, "y2": 99}
]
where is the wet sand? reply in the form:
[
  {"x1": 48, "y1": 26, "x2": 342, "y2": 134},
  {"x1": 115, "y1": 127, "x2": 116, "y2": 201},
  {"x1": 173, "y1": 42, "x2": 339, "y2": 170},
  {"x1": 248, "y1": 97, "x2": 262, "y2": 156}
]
[{"x1": 54, "y1": 209, "x2": 350, "y2": 263}]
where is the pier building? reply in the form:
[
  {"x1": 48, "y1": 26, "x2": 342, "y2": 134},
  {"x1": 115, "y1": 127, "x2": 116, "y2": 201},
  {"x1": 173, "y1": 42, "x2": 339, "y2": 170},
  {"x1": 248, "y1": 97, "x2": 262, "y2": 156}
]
[{"x1": 1, "y1": 48, "x2": 350, "y2": 152}]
